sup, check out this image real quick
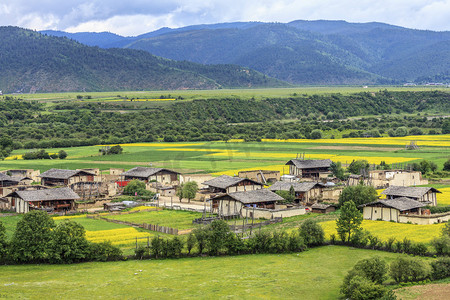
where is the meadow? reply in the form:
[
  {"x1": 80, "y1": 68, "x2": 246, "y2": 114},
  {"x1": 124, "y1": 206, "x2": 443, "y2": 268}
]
[
  {"x1": 0, "y1": 246, "x2": 428, "y2": 299},
  {"x1": 1, "y1": 135, "x2": 449, "y2": 175}
]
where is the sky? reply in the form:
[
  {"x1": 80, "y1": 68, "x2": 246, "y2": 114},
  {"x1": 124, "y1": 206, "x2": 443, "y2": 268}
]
[{"x1": 0, "y1": 0, "x2": 449, "y2": 36}]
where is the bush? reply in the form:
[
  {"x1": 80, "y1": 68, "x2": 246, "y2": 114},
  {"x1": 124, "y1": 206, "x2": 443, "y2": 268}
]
[
  {"x1": 431, "y1": 235, "x2": 450, "y2": 256},
  {"x1": 50, "y1": 220, "x2": 91, "y2": 263},
  {"x1": 123, "y1": 179, "x2": 146, "y2": 196},
  {"x1": 88, "y1": 241, "x2": 123, "y2": 262},
  {"x1": 288, "y1": 232, "x2": 307, "y2": 252},
  {"x1": 338, "y1": 184, "x2": 378, "y2": 207},
  {"x1": 186, "y1": 233, "x2": 196, "y2": 254},
  {"x1": 390, "y1": 257, "x2": 430, "y2": 283},
  {"x1": 135, "y1": 245, "x2": 149, "y2": 260},
  {"x1": 269, "y1": 231, "x2": 289, "y2": 253},
  {"x1": 248, "y1": 231, "x2": 272, "y2": 254},
  {"x1": 299, "y1": 219, "x2": 325, "y2": 246},
  {"x1": 150, "y1": 236, "x2": 163, "y2": 258},
  {"x1": 430, "y1": 257, "x2": 450, "y2": 280},
  {"x1": 192, "y1": 226, "x2": 209, "y2": 255},
  {"x1": 343, "y1": 275, "x2": 389, "y2": 300},
  {"x1": 0, "y1": 220, "x2": 8, "y2": 263},
  {"x1": 207, "y1": 220, "x2": 232, "y2": 256}
]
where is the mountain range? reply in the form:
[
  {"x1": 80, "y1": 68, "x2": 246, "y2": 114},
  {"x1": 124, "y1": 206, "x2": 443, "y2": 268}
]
[
  {"x1": 0, "y1": 26, "x2": 283, "y2": 93},
  {"x1": 41, "y1": 20, "x2": 450, "y2": 85}
]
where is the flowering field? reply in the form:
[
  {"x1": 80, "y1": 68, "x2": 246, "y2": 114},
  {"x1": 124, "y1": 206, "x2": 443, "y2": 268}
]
[
  {"x1": 436, "y1": 187, "x2": 450, "y2": 205},
  {"x1": 85, "y1": 227, "x2": 152, "y2": 246},
  {"x1": 320, "y1": 220, "x2": 445, "y2": 244}
]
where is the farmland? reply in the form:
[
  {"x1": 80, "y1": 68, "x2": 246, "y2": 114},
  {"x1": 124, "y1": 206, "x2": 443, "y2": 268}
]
[
  {"x1": 0, "y1": 246, "x2": 428, "y2": 299},
  {"x1": 1, "y1": 135, "x2": 449, "y2": 175}
]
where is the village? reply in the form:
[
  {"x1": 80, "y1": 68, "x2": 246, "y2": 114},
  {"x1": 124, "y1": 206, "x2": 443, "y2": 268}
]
[{"x1": 1, "y1": 156, "x2": 447, "y2": 226}]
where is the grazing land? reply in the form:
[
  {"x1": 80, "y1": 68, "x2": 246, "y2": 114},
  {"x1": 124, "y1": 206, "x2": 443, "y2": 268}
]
[{"x1": 0, "y1": 246, "x2": 426, "y2": 299}]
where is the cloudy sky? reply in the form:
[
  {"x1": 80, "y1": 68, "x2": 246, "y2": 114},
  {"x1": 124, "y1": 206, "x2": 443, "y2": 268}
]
[{"x1": 1, "y1": 0, "x2": 449, "y2": 36}]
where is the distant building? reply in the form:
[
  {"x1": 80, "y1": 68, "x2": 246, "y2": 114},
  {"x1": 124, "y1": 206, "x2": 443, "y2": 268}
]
[
  {"x1": 238, "y1": 170, "x2": 280, "y2": 184},
  {"x1": 202, "y1": 175, "x2": 263, "y2": 194},
  {"x1": 39, "y1": 169, "x2": 97, "y2": 187},
  {"x1": 381, "y1": 186, "x2": 441, "y2": 206},
  {"x1": 120, "y1": 167, "x2": 179, "y2": 186},
  {"x1": 7, "y1": 187, "x2": 80, "y2": 213},
  {"x1": 269, "y1": 181, "x2": 325, "y2": 204},
  {"x1": 360, "y1": 197, "x2": 427, "y2": 222},
  {"x1": 285, "y1": 159, "x2": 332, "y2": 179}
]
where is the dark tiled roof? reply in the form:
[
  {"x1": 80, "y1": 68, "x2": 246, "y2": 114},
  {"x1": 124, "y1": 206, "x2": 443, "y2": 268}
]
[
  {"x1": 213, "y1": 189, "x2": 284, "y2": 204},
  {"x1": 286, "y1": 159, "x2": 332, "y2": 169},
  {"x1": 121, "y1": 167, "x2": 179, "y2": 178},
  {"x1": 361, "y1": 197, "x2": 426, "y2": 211},
  {"x1": 39, "y1": 168, "x2": 94, "y2": 180},
  {"x1": 9, "y1": 187, "x2": 80, "y2": 202},
  {"x1": 202, "y1": 175, "x2": 262, "y2": 189},
  {"x1": 381, "y1": 186, "x2": 441, "y2": 198},
  {"x1": 269, "y1": 181, "x2": 324, "y2": 192},
  {"x1": 0, "y1": 173, "x2": 19, "y2": 183}
]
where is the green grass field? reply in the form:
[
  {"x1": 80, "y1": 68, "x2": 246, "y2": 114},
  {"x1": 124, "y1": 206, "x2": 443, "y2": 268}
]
[
  {"x1": 1, "y1": 137, "x2": 449, "y2": 174},
  {"x1": 0, "y1": 246, "x2": 428, "y2": 299}
]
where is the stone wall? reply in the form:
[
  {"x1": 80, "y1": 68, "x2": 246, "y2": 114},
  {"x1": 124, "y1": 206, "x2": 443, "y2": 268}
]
[
  {"x1": 241, "y1": 206, "x2": 306, "y2": 219},
  {"x1": 398, "y1": 211, "x2": 450, "y2": 225}
]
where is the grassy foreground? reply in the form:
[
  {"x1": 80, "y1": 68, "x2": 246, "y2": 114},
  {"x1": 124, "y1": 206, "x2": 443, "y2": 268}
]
[{"x1": 0, "y1": 246, "x2": 419, "y2": 299}]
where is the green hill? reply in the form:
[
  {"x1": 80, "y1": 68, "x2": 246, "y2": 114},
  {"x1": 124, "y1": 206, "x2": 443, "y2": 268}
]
[{"x1": 0, "y1": 26, "x2": 285, "y2": 93}]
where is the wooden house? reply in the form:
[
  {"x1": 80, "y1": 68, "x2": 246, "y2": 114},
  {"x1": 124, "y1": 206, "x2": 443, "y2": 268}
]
[
  {"x1": 310, "y1": 203, "x2": 336, "y2": 214},
  {"x1": 210, "y1": 189, "x2": 284, "y2": 217},
  {"x1": 381, "y1": 186, "x2": 441, "y2": 206},
  {"x1": 39, "y1": 169, "x2": 96, "y2": 187},
  {"x1": 360, "y1": 197, "x2": 427, "y2": 222},
  {"x1": 120, "y1": 167, "x2": 179, "y2": 185},
  {"x1": 202, "y1": 175, "x2": 263, "y2": 194},
  {"x1": 7, "y1": 187, "x2": 80, "y2": 213},
  {"x1": 285, "y1": 159, "x2": 332, "y2": 179},
  {"x1": 269, "y1": 181, "x2": 325, "y2": 204},
  {"x1": 238, "y1": 170, "x2": 280, "y2": 184}
]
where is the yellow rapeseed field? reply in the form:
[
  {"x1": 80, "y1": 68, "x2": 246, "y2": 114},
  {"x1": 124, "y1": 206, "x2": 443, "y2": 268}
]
[
  {"x1": 437, "y1": 187, "x2": 450, "y2": 205},
  {"x1": 262, "y1": 134, "x2": 450, "y2": 147},
  {"x1": 212, "y1": 164, "x2": 289, "y2": 176},
  {"x1": 85, "y1": 228, "x2": 152, "y2": 246},
  {"x1": 320, "y1": 220, "x2": 445, "y2": 244},
  {"x1": 52, "y1": 214, "x2": 87, "y2": 220}
]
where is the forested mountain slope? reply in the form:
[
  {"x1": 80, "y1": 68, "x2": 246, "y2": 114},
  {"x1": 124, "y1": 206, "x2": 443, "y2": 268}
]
[
  {"x1": 44, "y1": 20, "x2": 450, "y2": 85},
  {"x1": 0, "y1": 27, "x2": 284, "y2": 93}
]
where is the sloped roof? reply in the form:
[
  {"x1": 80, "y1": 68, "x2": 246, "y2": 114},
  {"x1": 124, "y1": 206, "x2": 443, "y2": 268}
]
[
  {"x1": 213, "y1": 189, "x2": 284, "y2": 204},
  {"x1": 39, "y1": 168, "x2": 94, "y2": 179},
  {"x1": 8, "y1": 187, "x2": 80, "y2": 202},
  {"x1": 121, "y1": 167, "x2": 179, "y2": 178},
  {"x1": 269, "y1": 181, "x2": 324, "y2": 192},
  {"x1": 381, "y1": 186, "x2": 441, "y2": 198},
  {"x1": 361, "y1": 197, "x2": 426, "y2": 212},
  {"x1": 0, "y1": 173, "x2": 19, "y2": 183},
  {"x1": 202, "y1": 175, "x2": 262, "y2": 189},
  {"x1": 311, "y1": 203, "x2": 336, "y2": 210},
  {"x1": 285, "y1": 159, "x2": 332, "y2": 169}
]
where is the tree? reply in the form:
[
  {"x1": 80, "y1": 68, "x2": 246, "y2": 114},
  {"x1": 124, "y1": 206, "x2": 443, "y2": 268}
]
[
  {"x1": 182, "y1": 181, "x2": 198, "y2": 203},
  {"x1": 352, "y1": 256, "x2": 388, "y2": 284},
  {"x1": 58, "y1": 150, "x2": 68, "y2": 159},
  {"x1": 207, "y1": 220, "x2": 231, "y2": 256},
  {"x1": 186, "y1": 233, "x2": 196, "y2": 254},
  {"x1": 338, "y1": 185, "x2": 378, "y2": 207},
  {"x1": 310, "y1": 129, "x2": 322, "y2": 139},
  {"x1": 51, "y1": 220, "x2": 90, "y2": 263},
  {"x1": 336, "y1": 201, "x2": 363, "y2": 243},
  {"x1": 444, "y1": 159, "x2": 450, "y2": 171},
  {"x1": 123, "y1": 179, "x2": 146, "y2": 196},
  {"x1": 192, "y1": 226, "x2": 209, "y2": 255},
  {"x1": 10, "y1": 210, "x2": 56, "y2": 263},
  {"x1": 330, "y1": 161, "x2": 345, "y2": 180},
  {"x1": 347, "y1": 160, "x2": 369, "y2": 175},
  {"x1": 390, "y1": 257, "x2": 431, "y2": 283},
  {"x1": 442, "y1": 119, "x2": 450, "y2": 134},
  {"x1": 299, "y1": 219, "x2": 325, "y2": 246},
  {"x1": 108, "y1": 145, "x2": 123, "y2": 155},
  {"x1": 0, "y1": 220, "x2": 8, "y2": 262},
  {"x1": 176, "y1": 183, "x2": 184, "y2": 202}
]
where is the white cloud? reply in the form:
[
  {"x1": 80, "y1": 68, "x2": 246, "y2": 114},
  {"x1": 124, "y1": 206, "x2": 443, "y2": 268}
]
[{"x1": 0, "y1": 0, "x2": 449, "y2": 35}]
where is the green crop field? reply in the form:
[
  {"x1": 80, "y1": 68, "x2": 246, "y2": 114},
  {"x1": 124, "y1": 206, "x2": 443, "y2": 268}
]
[
  {"x1": 0, "y1": 246, "x2": 429, "y2": 299},
  {"x1": 1, "y1": 135, "x2": 449, "y2": 175}
]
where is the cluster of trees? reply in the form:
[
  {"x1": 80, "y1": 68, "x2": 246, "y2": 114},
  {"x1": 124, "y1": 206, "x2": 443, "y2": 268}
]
[
  {"x1": 0, "y1": 211, "x2": 123, "y2": 264},
  {"x1": 0, "y1": 135, "x2": 13, "y2": 160},
  {"x1": 176, "y1": 181, "x2": 198, "y2": 203},
  {"x1": 99, "y1": 145, "x2": 123, "y2": 155},
  {"x1": 341, "y1": 255, "x2": 450, "y2": 299},
  {"x1": 135, "y1": 219, "x2": 324, "y2": 259},
  {"x1": 0, "y1": 91, "x2": 449, "y2": 154},
  {"x1": 23, "y1": 149, "x2": 67, "y2": 160},
  {"x1": 122, "y1": 180, "x2": 155, "y2": 199}
]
